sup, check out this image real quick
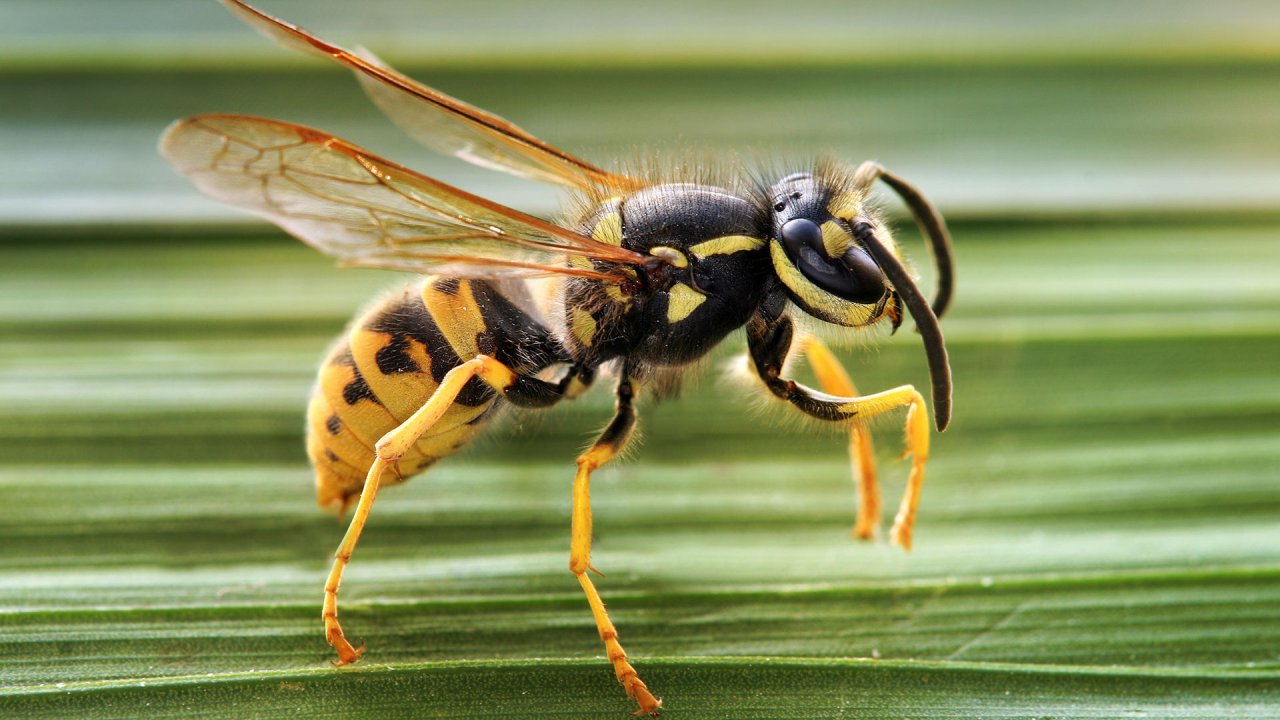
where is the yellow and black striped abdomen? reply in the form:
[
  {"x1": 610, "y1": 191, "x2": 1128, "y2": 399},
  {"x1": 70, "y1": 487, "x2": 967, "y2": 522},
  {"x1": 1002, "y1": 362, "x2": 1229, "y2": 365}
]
[{"x1": 306, "y1": 277, "x2": 566, "y2": 511}]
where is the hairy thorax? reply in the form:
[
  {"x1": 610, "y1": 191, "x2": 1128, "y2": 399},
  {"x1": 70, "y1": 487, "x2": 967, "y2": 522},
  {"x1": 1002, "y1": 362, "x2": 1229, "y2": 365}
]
[{"x1": 560, "y1": 183, "x2": 773, "y2": 370}]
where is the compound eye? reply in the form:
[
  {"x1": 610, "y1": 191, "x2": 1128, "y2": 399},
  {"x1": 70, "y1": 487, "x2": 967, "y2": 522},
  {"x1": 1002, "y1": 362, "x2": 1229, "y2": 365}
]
[
  {"x1": 780, "y1": 218, "x2": 824, "y2": 256},
  {"x1": 779, "y1": 218, "x2": 886, "y2": 304}
]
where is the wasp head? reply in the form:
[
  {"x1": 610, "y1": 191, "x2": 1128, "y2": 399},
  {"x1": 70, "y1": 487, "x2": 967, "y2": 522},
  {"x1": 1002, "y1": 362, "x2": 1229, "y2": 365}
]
[
  {"x1": 766, "y1": 172, "x2": 900, "y2": 329},
  {"x1": 766, "y1": 169, "x2": 953, "y2": 431}
]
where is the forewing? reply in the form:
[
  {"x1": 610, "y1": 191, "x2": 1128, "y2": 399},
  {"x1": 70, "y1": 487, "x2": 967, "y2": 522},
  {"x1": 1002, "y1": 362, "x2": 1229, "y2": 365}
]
[
  {"x1": 221, "y1": 0, "x2": 641, "y2": 192},
  {"x1": 159, "y1": 114, "x2": 647, "y2": 278}
]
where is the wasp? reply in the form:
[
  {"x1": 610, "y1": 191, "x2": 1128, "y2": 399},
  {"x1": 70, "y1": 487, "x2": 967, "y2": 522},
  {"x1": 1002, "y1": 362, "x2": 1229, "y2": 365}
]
[{"x1": 161, "y1": 1, "x2": 955, "y2": 714}]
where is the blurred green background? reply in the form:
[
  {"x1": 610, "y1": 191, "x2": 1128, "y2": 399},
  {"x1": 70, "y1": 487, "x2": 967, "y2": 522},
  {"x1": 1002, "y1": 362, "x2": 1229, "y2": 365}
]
[{"x1": 2, "y1": 1, "x2": 1278, "y2": 718}]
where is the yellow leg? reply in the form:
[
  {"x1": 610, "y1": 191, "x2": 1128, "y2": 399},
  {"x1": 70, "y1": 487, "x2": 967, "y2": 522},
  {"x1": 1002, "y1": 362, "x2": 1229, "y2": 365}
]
[
  {"x1": 322, "y1": 355, "x2": 518, "y2": 665},
  {"x1": 802, "y1": 337, "x2": 881, "y2": 540},
  {"x1": 791, "y1": 381, "x2": 930, "y2": 551},
  {"x1": 569, "y1": 379, "x2": 660, "y2": 715},
  {"x1": 824, "y1": 384, "x2": 930, "y2": 550},
  {"x1": 750, "y1": 310, "x2": 934, "y2": 551},
  {"x1": 890, "y1": 394, "x2": 931, "y2": 550}
]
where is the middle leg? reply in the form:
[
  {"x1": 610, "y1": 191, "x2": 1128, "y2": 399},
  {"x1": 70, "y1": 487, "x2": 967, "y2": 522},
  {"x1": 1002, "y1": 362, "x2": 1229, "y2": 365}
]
[{"x1": 569, "y1": 375, "x2": 661, "y2": 715}]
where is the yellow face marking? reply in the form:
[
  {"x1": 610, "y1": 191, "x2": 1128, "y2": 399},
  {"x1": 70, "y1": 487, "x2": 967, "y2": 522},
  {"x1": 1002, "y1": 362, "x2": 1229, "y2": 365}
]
[
  {"x1": 768, "y1": 241, "x2": 875, "y2": 327},
  {"x1": 591, "y1": 211, "x2": 623, "y2": 246},
  {"x1": 649, "y1": 245, "x2": 688, "y2": 268},
  {"x1": 568, "y1": 255, "x2": 594, "y2": 271},
  {"x1": 827, "y1": 190, "x2": 864, "y2": 221},
  {"x1": 570, "y1": 307, "x2": 597, "y2": 347},
  {"x1": 688, "y1": 234, "x2": 765, "y2": 259},
  {"x1": 820, "y1": 220, "x2": 852, "y2": 259},
  {"x1": 666, "y1": 282, "x2": 707, "y2": 323}
]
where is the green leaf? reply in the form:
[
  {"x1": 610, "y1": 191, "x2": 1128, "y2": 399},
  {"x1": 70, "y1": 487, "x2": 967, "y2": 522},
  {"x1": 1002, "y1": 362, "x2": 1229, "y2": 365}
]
[{"x1": 3, "y1": 218, "x2": 1278, "y2": 717}]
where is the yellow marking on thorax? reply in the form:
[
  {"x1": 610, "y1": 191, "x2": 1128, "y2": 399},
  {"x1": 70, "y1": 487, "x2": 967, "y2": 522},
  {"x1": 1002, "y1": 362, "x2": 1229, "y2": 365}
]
[
  {"x1": 591, "y1": 211, "x2": 623, "y2": 246},
  {"x1": 606, "y1": 283, "x2": 629, "y2": 303},
  {"x1": 571, "y1": 307, "x2": 598, "y2": 347},
  {"x1": 600, "y1": 266, "x2": 636, "y2": 304},
  {"x1": 820, "y1": 220, "x2": 853, "y2": 258},
  {"x1": 667, "y1": 283, "x2": 706, "y2": 323},
  {"x1": 688, "y1": 234, "x2": 765, "y2": 259},
  {"x1": 649, "y1": 245, "x2": 688, "y2": 268},
  {"x1": 422, "y1": 279, "x2": 486, "y2": 360}
]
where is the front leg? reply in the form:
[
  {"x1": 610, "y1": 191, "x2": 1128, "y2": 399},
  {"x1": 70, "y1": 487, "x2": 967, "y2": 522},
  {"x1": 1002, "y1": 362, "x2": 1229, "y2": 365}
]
[
  {"x1": 748, "y1": 312, "x2": 930, "y2": 550},
  {"x1": 801, "y1": 336, "x2": 881, "y2": 540}
]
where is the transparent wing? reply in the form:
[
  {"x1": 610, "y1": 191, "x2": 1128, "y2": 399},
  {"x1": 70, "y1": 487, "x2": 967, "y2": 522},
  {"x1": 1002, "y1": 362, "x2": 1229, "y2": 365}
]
[
  {"x1": 160, "y1": 114, "x2": 648, "y2": 279},
  {"x1": 221, "y1": 0, "x2": 642, "y2": 192}
]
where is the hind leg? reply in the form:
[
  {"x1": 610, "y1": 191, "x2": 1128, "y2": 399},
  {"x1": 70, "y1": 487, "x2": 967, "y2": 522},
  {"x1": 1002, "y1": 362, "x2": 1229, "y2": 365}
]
[{"x1": 322, "y1": 355, "x2": 581, "y2": 664}]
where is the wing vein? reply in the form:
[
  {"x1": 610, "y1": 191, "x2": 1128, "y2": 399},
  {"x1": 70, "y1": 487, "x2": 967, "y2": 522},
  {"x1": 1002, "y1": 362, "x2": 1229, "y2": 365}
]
[{"x1": 160, "y1": 114, "x2": 649, "y2": 282}]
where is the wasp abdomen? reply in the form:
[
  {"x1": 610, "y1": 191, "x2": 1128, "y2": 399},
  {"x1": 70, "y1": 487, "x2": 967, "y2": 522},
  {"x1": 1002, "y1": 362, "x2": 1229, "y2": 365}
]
[{"x1": 306, "y1": 278, "x2": 563, "y2": 511}]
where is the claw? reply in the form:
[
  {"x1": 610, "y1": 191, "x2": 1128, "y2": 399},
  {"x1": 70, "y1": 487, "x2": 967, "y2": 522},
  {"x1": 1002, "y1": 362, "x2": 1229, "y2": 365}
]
[{"x1": 330, "y1": 643, "x2": 365, "y2": 667}]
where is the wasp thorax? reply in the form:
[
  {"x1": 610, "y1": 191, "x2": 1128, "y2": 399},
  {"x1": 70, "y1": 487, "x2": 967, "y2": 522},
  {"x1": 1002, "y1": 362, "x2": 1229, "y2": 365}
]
[
  {"x1": 560, "y1": 182, "x2": 772, "y2": 368},
  {"x1": 767, "y1": 174, "x2": 890, "y2": 326}
]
